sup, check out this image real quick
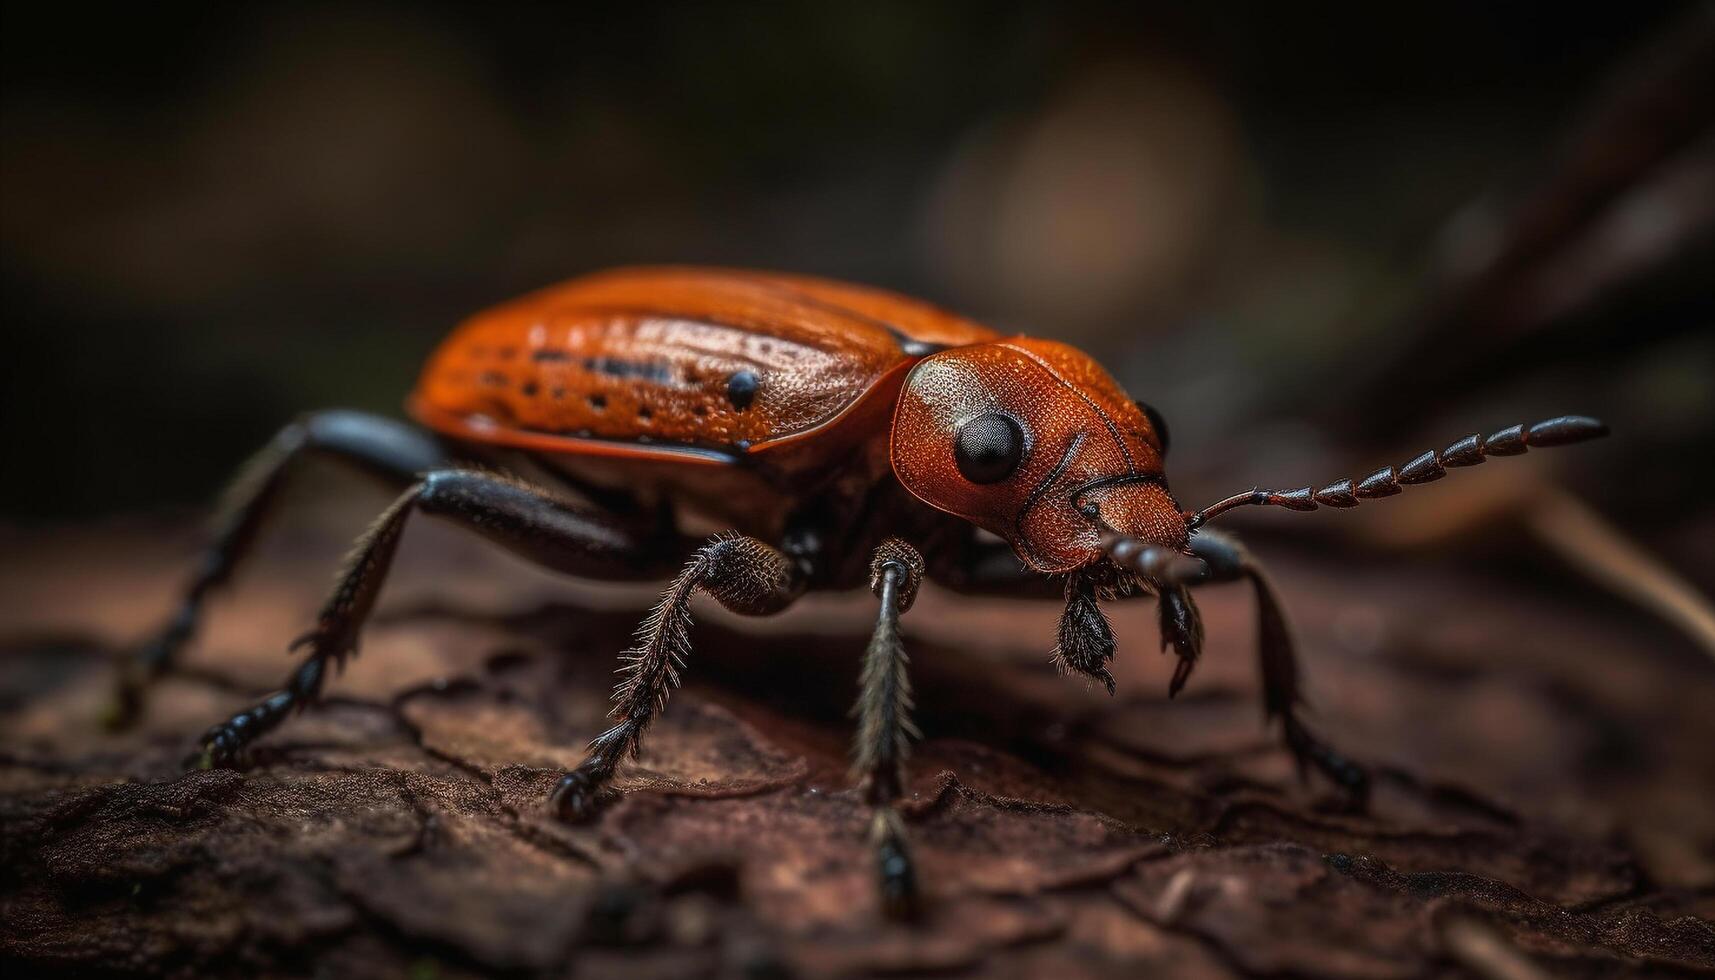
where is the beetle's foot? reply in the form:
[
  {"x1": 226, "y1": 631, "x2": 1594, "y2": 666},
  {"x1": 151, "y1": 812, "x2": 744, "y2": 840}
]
[
  {"x1": 1284, "y1": 716, "x2": 1370, "y2": 809},
  {"x1": 1090, "y1": 666, "x2": 1117, "y2": 697},
  {"x1": 1053, "y1": 658, "x2": 1117, "y2": 696},
  {"x1": 104, "y1": 625, "x2": 189, "y2": 731},
  {"x1": 548, "y1": 766, "x2": 616, "y2": 822},
  {"x1": 1318, "y1": 751, "x2": 1372, "y2": 810},
  {"x1": 195, "y1": 721, "x2": 250, "y2": 770},
  {"x1": 548, "y1": 748, "x2": 624, "y2": 823},
  {"x1": 872, "y1": 809, "x2": 919, "y2": 921},
  {"x1": 552, "y1": 729, "x2": 629, "y2": 821},
  {"x1": 193, "y1": 691, "x2": 294, "y2": 770},
  {"x1": 102, "y1": 672, "x2": 149, "y2": 733},
  {"x1": 288, "y1": 621, "x2": 359, "y2": 675}
]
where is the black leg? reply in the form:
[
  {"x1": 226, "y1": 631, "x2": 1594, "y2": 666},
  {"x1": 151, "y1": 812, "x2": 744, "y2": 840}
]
[
  {"x1": 1053, "y1": 567, "x2": 1120, "y2": 694},
  {"x1": 933, "y1": 536, "x2": 1139, "y2": 699},
  {"x1": 1185, "y1": 528, "x2": 1370, "y2": 804},
  {"x1": 1156, "y1": 583, "x2": 1204, "y2": 699},
  {"x1": 549, "y1": 533, "x2": 806, "y2": 820},
  {"x1": 931, "y1": 533, "x2": 1135, "y2": 698},
  {"x1": 112, "y1": 410, "x2": 448, "y2": 727},
  {"x1": 198, "y1": 469, "x2": 679, "y2": 767},
  {"x1": 851, "y1": 539, "x2": 924, "y2": 920}
]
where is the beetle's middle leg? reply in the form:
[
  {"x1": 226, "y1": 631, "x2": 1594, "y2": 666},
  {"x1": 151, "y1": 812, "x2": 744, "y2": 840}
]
[
  {"x1": 197, "y1": 469, "x2": 678, "y2": 766},
  {"x1": 548, "y1": 533, "x2": 805, "y2": 820}
]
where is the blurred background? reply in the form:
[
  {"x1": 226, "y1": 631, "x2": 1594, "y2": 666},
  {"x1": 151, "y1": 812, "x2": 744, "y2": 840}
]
[{"x1": 3, "y1": 1, "x2": 1712, "y2": 602}]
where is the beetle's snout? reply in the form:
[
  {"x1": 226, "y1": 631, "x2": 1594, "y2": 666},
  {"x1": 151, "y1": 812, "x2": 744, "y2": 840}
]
[{"x1": 1074, "y1": 479, "x2": 1188, "y2": 552}]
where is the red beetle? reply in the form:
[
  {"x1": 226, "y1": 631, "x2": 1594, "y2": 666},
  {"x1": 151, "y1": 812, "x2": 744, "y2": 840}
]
[{"x1": 117, "y1": 266, "x2": 1607, "y2": 918}]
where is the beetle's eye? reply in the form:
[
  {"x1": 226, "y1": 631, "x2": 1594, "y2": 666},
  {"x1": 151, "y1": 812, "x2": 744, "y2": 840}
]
[
  {"x1": 954, "y1": 412, "x2": 1024, "y2": 484},
  {"x1": 1136, "y1": 400, "x2": 1170, "y2": 456}
]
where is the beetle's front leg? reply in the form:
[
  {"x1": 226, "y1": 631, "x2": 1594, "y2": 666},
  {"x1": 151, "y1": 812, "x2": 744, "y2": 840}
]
[
  {"x1": 548, "y1": 534, "x2": 805, "y2": 821},
  {"x1": 1183, "y1": 528, "x2": 1370, "y2": 804},
  {"x1": 850, "y1": 539, "x2": 925, "y2": 920},
  {"x1": 929, "y1": 533, "x2": 1123, "y2": 694},
  {"x1": 197, "y1": 470, "x2": 676, "y2": 767},
  {"x1": 1156, "y1": 584, "x2": 1204, "y2": 699}
]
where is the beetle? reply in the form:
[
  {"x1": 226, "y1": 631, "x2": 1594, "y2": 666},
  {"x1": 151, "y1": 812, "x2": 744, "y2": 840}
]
[{"x1": 114, "y1": 265, "x2": 1607, "y2": 919}]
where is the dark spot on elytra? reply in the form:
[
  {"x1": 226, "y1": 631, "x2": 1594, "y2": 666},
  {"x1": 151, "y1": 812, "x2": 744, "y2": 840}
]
[
  {"x1": 532, "y1": 349, "x2": 573, "y2": 363},
  {"x1": 638, "y1": 405, "x2": 654, "y2": 422},
  {"x1": 520, "y1": 381, "x2": 539, "y2": 397},
  {"x1": 583, "y1": 357, "x2": 672, "y2": 384},
  {"x1": 587, "y1": 393, "x2": 607, "y2": 411},
  {"x1": 692, "y1": 404, "x2": 708, "y2": 417},
  {"x1": 479, "y1": 371, "x2": 507, "y2": 387},
  {"x1": 726, "y1": 371, "x2": 759, "y2": 410}
]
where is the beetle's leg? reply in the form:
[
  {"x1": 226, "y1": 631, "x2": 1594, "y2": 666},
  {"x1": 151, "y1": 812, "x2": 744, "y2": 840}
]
[
  {"x1": 549, "y1": 533, "x2": 805, "y2": 821},
  {"x1": 112, "y1": 410, "x2": 449, "y2": 727},
  {"x1": 1157, "y1": 583, "x2": 1204, "y2": 699},
  {"x1": 850, "y1": 539, "x2": 925, "y2": 920},
  {"x1": 1053, "y1": 568, "x2": 1119, "y2": 694},
  {"x1": 1184, "y1": 528, "x2": 1370, "y2": 805},
  {"x1": 930, "y1": 534, "x2": 1135, "y2": 695},
  {"x1": 197, "y1": 470, "x2": 679, "y2": 767}
]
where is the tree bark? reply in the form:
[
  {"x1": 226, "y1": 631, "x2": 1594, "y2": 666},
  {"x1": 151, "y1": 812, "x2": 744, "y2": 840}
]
[{"x1": 2, "y1": 517, "x2": 1712, "y2": 977}]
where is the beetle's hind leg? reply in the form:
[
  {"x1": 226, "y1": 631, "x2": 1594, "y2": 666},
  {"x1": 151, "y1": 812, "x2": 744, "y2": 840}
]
[
  {"x1": 849, "y1": 539, "x2": 925, "y2": 920},
  {"x1": 112, "y1": 411, "x2": 448, "y2": 728},
  {"x1": 1182, "y1": 528, "x2": 1370, "y2": 805},
  {"x1": 196, "y1": 470, "x2": 677, "y2": 767},
  {"x1": 549, "y1": 534, "x2": 806, "y2": 821}
]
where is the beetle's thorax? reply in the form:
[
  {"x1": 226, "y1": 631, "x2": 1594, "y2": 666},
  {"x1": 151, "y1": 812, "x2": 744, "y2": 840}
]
[{"x1": 888, "y1": 337, "x2": 1185, "y2": 574}]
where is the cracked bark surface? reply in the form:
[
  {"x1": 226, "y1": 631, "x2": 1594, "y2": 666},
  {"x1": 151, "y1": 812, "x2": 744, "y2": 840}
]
[{"x1": 2, "y1": 515, "x2": 1713, "y2": 978}]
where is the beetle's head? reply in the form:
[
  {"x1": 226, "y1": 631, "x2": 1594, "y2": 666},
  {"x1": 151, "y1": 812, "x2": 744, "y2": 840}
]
[{"x1": 890, "y1": 338, "x2": 1185, "y2": 574}]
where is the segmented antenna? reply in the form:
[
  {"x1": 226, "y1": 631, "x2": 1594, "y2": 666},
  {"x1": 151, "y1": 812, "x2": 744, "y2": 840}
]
[{"x1": 1186, "y1": 415, "x2": 1608, "y2": 530}]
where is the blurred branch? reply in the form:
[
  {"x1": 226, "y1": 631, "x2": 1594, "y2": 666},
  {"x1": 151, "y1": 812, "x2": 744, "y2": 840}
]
[
  {"x1": 1526, "y1": 487, "x2": 1715, "y2": 663},
  {"x1": 1317, "y1": 6, "x2": 1715, "y2": 438}
]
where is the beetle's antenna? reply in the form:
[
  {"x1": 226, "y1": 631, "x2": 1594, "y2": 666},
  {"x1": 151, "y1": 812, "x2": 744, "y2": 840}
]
[{"x1": 1185, "y1": 415, "x2": 1608, "y2": 531}]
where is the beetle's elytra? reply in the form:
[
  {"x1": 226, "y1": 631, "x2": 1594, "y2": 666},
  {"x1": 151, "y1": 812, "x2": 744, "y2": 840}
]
[{"x1": 114, "y1": 265, "x2": 1607, "y2": 919}]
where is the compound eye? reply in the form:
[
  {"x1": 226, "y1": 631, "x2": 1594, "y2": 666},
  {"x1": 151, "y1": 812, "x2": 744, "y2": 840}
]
[
  {"x1": 1136, "y1": 400, "x2": 1170, "y2": 456},
  {"x1": 954, "y1": 412, "x2": 1025, "y2": 484}
]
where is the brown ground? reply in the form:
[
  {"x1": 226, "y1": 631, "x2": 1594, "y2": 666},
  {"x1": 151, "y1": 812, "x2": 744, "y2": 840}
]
[{"x1": 2, "y1": 503, "x2": 1713, "y2": 978}]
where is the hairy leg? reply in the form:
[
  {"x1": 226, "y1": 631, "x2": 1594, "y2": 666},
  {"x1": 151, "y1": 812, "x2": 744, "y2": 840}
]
[
  {"x1": 1186, "y1": 528, "x2": 1370, "y2": 803},
  {"x1": 114, "y1": 411, "x2": 448, "y2": 725},
  {"x1": 851, "y1": 539, "x2": 925, "y2": 920},
  {"x1": 549, "y1": 534, "x2": 805, "y2": 820},
  {"x1": 198, "y1": 469, "x2": 678, "y2": 766}
]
